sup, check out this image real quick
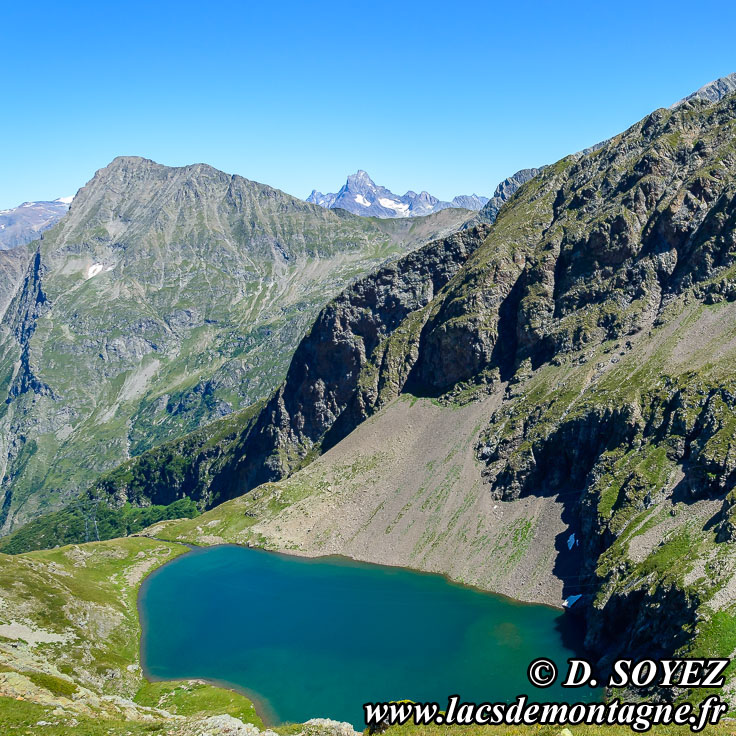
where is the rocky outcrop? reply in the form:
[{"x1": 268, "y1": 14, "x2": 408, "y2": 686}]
[
  {"x1": 475, "y1": 365, "x2": 736, "y2": 675},
  {"x1": 586, "y1": 581, "x2": 700, "y2": 673}
]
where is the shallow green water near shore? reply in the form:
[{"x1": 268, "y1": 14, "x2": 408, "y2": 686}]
[{"x1": 140, "y1": 546, "x2": 595, "y2": 727}]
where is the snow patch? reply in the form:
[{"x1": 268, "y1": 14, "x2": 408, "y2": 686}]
[
  {"x1": 86, "y1": 263, "x2": 104, "y2": 279},
  {"x1": 378, "y1": 197, "x2": 410, "y2": 214},
  {"x1": 563, "y1": 594, "x2": 582, "y2": 608},
  {"x1": 55, "y1": 196, "x2": 74, "y2": 205},
  {"x1": 354, "y1": 194, "x2": 371, "y2": 207}
]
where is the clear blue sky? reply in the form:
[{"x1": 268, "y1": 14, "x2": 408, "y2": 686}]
[{"x1": 2, "y1": 0, "x2": 735, "y2": 210}]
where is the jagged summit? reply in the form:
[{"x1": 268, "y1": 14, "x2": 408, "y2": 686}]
[
  {"x1": 349, "y1": 169, "x2": 373, "y2": 185},
  {"x1": 307, "y1": 170, "x2": 488, "y2": 218}
]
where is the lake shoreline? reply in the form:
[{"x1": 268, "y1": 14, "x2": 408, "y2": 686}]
[
  {"x1": 137, "y1": 544, "x2": 281, "y2": 727},
  {"x1": 137, "y1": 535, "x2": 571, "y2": 611},
  {"x1": 136, "y1": 544, "x2": 595, "y2": 728}
]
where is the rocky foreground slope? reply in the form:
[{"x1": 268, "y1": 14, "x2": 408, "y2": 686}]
[{"x1": 0, "y1": 158, "x2": 471, "y2": 534}]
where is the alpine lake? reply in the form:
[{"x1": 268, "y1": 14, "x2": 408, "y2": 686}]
[{"x1": 139, "y1": 545, "x2": 597, "y2": 728}]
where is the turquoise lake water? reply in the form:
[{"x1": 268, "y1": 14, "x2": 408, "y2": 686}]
[{"x1": 139, "y1": 546, "x2": 594, "y2": 727}]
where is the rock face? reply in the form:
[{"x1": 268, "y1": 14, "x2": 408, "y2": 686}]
[
  {"x1": 0, "y1": 156, "x2": 471, "y2": 533},
  {"x1": 307, "y1": 170, "x2": 488, "y2": 217},
  {"x1": 0, "y1": 198, "x2": 71, "y2": 250}
]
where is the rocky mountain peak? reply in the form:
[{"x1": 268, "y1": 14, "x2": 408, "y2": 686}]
[
  {"x1": 307, "y1": 171, "x2": 488, "y2": 218},
  {"x1": 346, "y1": 169, "x2": 375, "y2": 188}
]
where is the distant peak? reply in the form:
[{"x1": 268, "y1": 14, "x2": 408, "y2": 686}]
[
  {"x1": 54, "y1": 196, "x2": 74, "y2": 205},
  {"x1": 306, "y1": 171, "x2": 489, "y2": 218},
  {"x1": 672, "y1": 73, "x2": 736, "y2": 108},
  {"x1": 346, "y1": 170, "x2": 376, "y2": 187},
  {"x1": 107, "y1": 155, "x2": 155, "y2": 167}
]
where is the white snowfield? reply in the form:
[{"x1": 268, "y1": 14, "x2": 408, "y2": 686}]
[
  {"x1": 55, "y1": 196, "x2": 74, "y2": 205},
  {"x1": 378, "y1": 197, "x2": 410, "y2": 214},
  {"x1": 354, "y1": 194, "x2": 370, "y2": 207},
  {"x1": 86, "y1": 263, "x2": 104, "y2": 279}
]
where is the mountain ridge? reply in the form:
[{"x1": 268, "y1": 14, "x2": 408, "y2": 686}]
[
  {"x1": 0, "y1": 155, "x2": 472, "y2": 534},
  {"x1": 307, "y1": 169, "x2": 488, "y2": 217},
  {"x1": 673, "y1": 72, "x2": 736, "y2": 107},
  {"x1": 0, "y1": 197, "x2": 72, "y2": 251}
]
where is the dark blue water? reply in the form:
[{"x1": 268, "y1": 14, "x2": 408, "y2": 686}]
[{"x1": 139, "y1": 546, "x2": 593, "y2": 727}]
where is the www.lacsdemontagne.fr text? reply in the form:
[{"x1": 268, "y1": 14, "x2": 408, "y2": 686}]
[{"x1": 363, "y1": 694, "x2": 728, "y2": 733}]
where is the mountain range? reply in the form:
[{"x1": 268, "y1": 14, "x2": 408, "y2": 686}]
[
  {"x1": 307, "y1": 170, "x2": 488, "y2": 217},
  {"x1": 0, "y1": 157, "x2": 473, "y2": 534},
  {"x1": 84, "y1": 79, "x2": 736, "y2": 693},
  {"x1": 0, "y1": 197, "x2": 72, "y2": 250},
  {"x1": 3, "y1": 74, "x2": 736, "y2": 733}
]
